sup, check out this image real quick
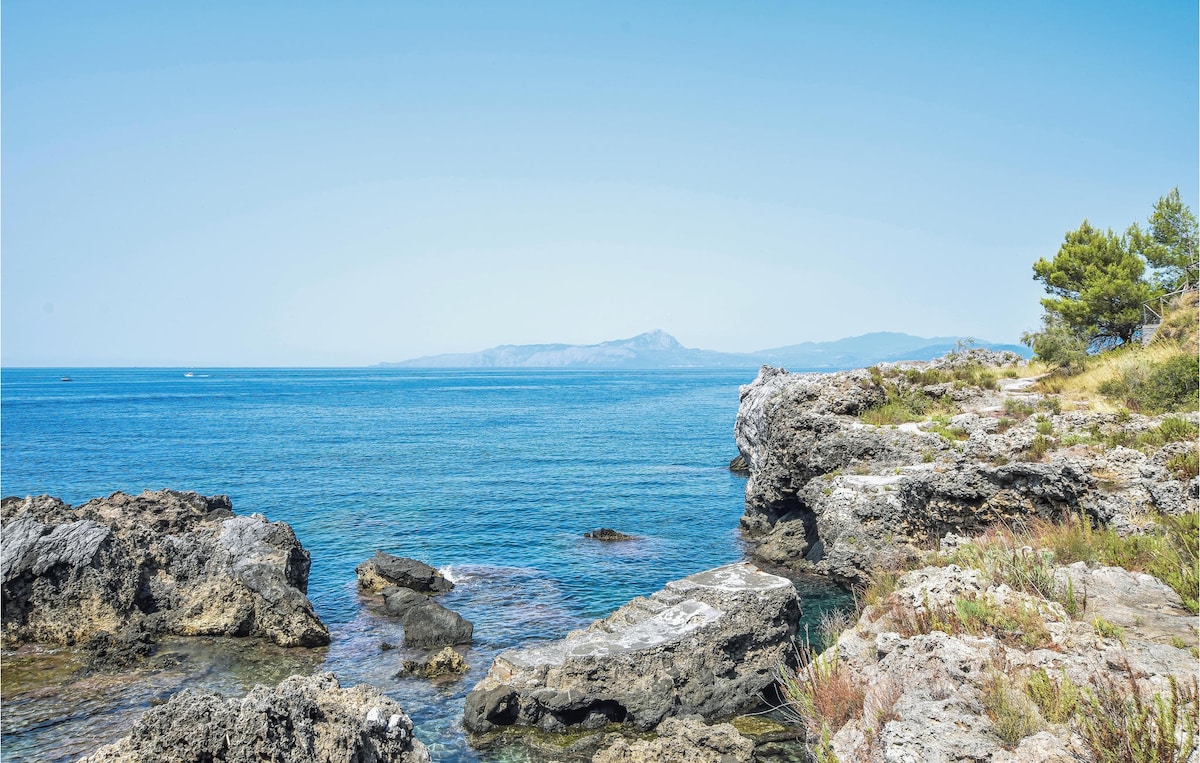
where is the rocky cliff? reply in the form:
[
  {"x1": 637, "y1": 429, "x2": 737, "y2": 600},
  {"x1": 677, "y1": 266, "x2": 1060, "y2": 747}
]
[
  {"x1": 735, "y1": 355, "x2": 1198, "y2": 585},
  {"x1": 1, "y1": 489, "x2": 329, "y2": 653}
]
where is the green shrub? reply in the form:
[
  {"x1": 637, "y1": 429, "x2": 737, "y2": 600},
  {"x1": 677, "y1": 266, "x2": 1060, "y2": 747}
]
[
  {"x1": 1167, "y1": 449, "x2": 1199, "y2": 481},
  {"x1": 1025, "y1": 669, "x2": 1081, "y2": 724},
  {"x1": 1101, "y1": 353, "x2": 1200, "y2": 413},
  {"x1": 1004, "y1": 398, "x2": 1036, "y2": 420},
  {"x1": 1079, "y1": 671, "x2": 1198, "y2": 763},
  {"x1": 983, "y1": 671, "x2": 1041, "y2": 749},
  {"x1": 1022, "y1": 434, "x2": 1053, "y2": 461}
]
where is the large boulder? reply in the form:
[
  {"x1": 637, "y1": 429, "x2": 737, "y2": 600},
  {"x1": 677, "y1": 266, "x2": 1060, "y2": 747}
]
[
  {"x1": 462, "y1": 562, "x2": 800, "y2": 734},
  {"x1": 356, "y1": 552, "x2": 453, "y2": 594},
  {"x1": 383, "y1": 587, "x2": 473, "y2": 647},
  {"x1": 78, "y1": 672, "x2": 430, "y2": 763},
  {"x1": 1, "y1": 490, "x2": 329, "y2": 650}
]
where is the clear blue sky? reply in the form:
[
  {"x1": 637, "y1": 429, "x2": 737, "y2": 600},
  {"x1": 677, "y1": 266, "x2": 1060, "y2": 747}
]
[{"x1": 4, "y1": 1, "x2": 1197, "y2": 366}]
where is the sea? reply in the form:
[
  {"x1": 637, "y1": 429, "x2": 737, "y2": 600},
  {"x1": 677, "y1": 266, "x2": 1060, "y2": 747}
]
[{"x1": 0, "y1": 367, "x2": 851, "y2": 762}]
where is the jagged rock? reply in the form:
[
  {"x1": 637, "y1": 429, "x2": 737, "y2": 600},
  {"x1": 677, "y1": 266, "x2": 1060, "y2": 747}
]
[
  {"x1": 817, "y1": 562, "x2": 1197, "y2": 762},
  {"x1": 591, "y1": 716, "x2": 754, "y2": 763},
  {"x1": 397, "y1": 646, "x2": 469, "y2": 679},
  {"x1": 728, "y1": 454, "x2": 750, "y2": 473},
  {"x1": 734, "y1": 364, "x2": 1200, "y2": 583},
  {"x1": 584, "y1": 528, "x2": 635, "y2": 541},
  {"x1": 356, "y1": 552, "x2": 453, "y2": 594},
  {"x1": 462, "y1": 562, "x2": 800, "y2": 734},
  {"x1": 383, "y1": 587, "x2": 473, "y2": 647},
  {"x1": 1, "y1": 490, "x2": 328, "y2": 650},
  {"x1": 78, "y1": 672, "x2": 430, "y2": 763}
]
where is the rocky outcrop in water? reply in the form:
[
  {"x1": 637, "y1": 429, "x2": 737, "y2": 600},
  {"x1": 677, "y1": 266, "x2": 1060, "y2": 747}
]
[
  {"x1": 356, "y1": 551, "x2": 453, "y2": 594},
  {"x1": 584, "y1": 528, "x2": 634, "y2": 541},
  {"x1": 383, "y1": 587, "x2": 474, "y2": 647},
  {"x1": 1, "y1": 490, "x2": 329, "y2": 651},
  {"x1": 397, "y1": 646, "x2": 469, "y2": 679},
  {"x1": 735, "y1": 361, "x2": 1199, "y2": 585},
  {"x1": 79, "y1": 672, "x2": 430, "y2": 763},
  {"x1": 462, "y1": 562, "x2": 800, "y2": 735}
]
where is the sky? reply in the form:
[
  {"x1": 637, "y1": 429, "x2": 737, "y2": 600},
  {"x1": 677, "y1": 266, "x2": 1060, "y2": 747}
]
[{"x1": 3, "y1": 1, "x2": 1197, "y2": 367}]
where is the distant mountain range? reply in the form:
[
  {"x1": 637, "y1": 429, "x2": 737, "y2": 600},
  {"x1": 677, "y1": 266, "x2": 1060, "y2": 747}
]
[{"x1": 378, "y1": 330, "x2": 1031, "y2": 370}]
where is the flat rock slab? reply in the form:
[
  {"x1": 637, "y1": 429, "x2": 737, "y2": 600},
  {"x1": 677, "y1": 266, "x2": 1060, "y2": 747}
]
[{"x1": 463, "y1": 562, "x2": 799, "y2": 734}]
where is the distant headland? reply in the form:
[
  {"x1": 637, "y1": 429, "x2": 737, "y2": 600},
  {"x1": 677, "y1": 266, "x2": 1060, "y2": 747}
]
[{"x1": 377, "y1": 330, "x2": 1031, "y2": 370}]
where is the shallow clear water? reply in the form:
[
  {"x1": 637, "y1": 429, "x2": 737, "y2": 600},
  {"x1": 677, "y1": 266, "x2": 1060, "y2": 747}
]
[{"x1": 1, "y1": 368, "x2": 849, "y2": 762}]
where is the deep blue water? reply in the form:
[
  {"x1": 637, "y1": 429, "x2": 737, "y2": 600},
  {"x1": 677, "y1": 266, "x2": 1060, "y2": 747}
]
[{"x1": 0, "y1": 368, "x2": 848, "y2": 762}]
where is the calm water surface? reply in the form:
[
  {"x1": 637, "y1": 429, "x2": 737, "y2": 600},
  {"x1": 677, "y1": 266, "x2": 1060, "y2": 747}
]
[{"x1": 0, "y1": 368, "x2": 849, "y2": 762}]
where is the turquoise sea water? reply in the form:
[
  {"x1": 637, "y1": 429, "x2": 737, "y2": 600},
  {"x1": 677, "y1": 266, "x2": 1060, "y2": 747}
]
[{"x1": 0, "y1": 368, "x2": 849, "y2": 762}]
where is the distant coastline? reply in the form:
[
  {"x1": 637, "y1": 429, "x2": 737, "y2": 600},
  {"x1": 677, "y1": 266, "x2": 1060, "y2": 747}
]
[{"x1": 378, "y1": 329, "x2": 1031, "y2": 370}]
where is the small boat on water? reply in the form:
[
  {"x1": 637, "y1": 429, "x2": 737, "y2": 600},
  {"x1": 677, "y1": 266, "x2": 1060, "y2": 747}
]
[
  {"x1": 61, "y1": 377, "x2": 72, "y2": 382},
  {"x1": 184, "y1": 372, "x2": 194, "y2": 377}
]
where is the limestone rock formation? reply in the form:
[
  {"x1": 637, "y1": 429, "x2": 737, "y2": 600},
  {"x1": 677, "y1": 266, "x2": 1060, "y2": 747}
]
[
  {"x1": 591, "y1": 716, "x2": 754, "y2": 763},
  {"x1": 1, "y1": 490, "x2": 329, "y2": 651},
  {"x1": 807, "y1": 563, "x2": 1198, "y2": 762},
  {"x1": 78, "y1": 672, "x2": 430, "y2": 763},
  {"x1": 383, "y1": 587, "x2": 473, "y2": 647},
  {"x1": 734, "y1": 363, "x2": 1199, "y2": 584},
  {"x1": 356, "y1": 551, "x2": 453, "y2": 594},
  {"x1": 462, "y1": 562, "x2": 800, "y2": 734}
]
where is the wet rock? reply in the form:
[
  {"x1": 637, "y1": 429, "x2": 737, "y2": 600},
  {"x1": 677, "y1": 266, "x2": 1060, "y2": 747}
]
[
  {"x1": 1, "y1": 490, "x2": 328, "y2": 650},
  {"x1": 383, "y1": 587, "x2": 473, "y2": 647},
  {"x1": 356, "y1": 551, "x2": 453, "y2": 594},
  {"x1": 584, "y1": 528, "x2": 634, "y2": 541},
  {"x1": 728, "y1": 454, "x2": 750, "y2": 473},
  {"x1": 78, "y1": 672, "x2": 430, "y2": 763},
  {"x1": 592, "y1": 716, "x2": 754, "y2": 763},
  {"x1": 463, "y1": 562, "x2": 799, "y2": 734},
  {"x1": 396, "y1": 646, "x2": 469, "y2": 679}
]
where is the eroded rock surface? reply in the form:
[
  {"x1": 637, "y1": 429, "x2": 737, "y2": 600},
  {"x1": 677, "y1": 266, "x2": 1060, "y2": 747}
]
[
  {"x1": 815, "y1": 563, "x2": 1198, "y2": 762},
  {"x1": 79, "y1": 672, "x2": 430, "y2": 763},
  {"x1": 735, "y1": 362, "x2": 1199, "y2": 584},
  {"x1": 463, "y1": 562, "x2": 800, "y2": 734},
  {"x1": 1, "y1": 490, "x2": 329, "y2": 650}
]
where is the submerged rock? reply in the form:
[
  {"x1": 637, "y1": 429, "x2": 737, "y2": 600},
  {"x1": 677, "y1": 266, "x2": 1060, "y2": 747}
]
[
  {"x1": 462, "y1": 562, "x2": 799, "y2": 734},
  {"x1": 78, "y1": 672, "x2": 430, "y2": 763},
  {"x1": 1, "y1": 490, "x2": 329, "y2": 650},
  {"x1": 357, "y1": 552, "x2": 453, "y2": 594},
  {"x1": 592, "y1": 716, "x2": 754, "y2": 763},
  {"x1": 383, "y1": 587, "x2": 473, "y2": 647}
]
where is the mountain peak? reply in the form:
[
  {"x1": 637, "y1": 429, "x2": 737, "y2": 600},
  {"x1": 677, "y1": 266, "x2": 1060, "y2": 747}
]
[{"x1": 627, "y1": 329, "x2": 682, "y2": 350}]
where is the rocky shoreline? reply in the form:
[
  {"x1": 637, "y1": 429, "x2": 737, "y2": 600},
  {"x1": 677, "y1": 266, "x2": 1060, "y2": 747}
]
[{"x1": 4, "y1": 352, "x2": 1197, "y2": 762}]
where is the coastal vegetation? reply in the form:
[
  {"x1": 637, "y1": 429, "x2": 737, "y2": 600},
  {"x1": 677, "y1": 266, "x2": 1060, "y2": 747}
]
[{"x1": 1023, "y1": 190, "x2": 1199, "y2": 414}]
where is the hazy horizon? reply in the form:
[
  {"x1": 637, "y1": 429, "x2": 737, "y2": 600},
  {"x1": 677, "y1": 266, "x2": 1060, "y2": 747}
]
[{"x1": 4, "y1": 2, "x2": 1197, "y2": 366}]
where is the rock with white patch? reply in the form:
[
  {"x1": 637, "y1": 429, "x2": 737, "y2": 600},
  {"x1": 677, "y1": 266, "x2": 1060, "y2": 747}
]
[{"x1": 462, "y1": 562, "x2": 800, "y2": 733}]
